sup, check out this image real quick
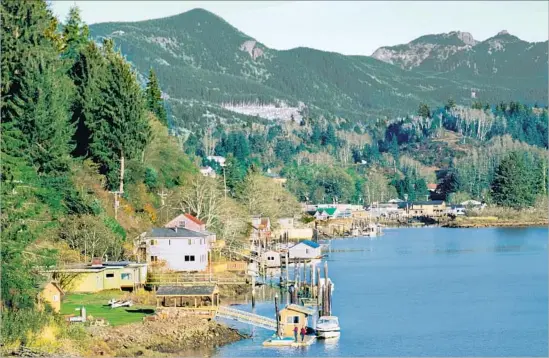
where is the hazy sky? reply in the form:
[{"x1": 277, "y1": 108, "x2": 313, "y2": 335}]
[{"x1": 50, "y1": 1, "x2": 548, "y2": 56}]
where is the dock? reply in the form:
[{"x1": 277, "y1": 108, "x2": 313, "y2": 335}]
[{"x1": 263, "y1": 335, "x2": 316, "y2": 347}]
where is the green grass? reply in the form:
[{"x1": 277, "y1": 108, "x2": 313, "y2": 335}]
[{"x1": 61, "y1": 290, "x2": 155, "y2": 326}]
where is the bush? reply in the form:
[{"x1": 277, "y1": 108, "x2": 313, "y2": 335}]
[{"x1": 0, "y1": 308, "x2": 52, "y2": 346}]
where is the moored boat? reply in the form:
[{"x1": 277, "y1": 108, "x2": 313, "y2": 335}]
[{"x1": 315, "y1": 316, "x2": 340, "y2": 338}]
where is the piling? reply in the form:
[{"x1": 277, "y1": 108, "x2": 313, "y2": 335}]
[
  {"x1": 274, "y1": 294, "x2": 280, "y2": 337},
  {"x1": 316, "y1": 267, "x2": 321, "y2": 305},
  {"x1": 251, "y1": 274, "x2": 256, "y2": 308}
]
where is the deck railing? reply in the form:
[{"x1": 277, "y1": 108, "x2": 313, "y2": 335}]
[
  {"x1": 216, "y1": 305, "x2": 277, "y2": 330},
  {"x1": 147, "y1": 272, "x2": 248, "y2": 285}
]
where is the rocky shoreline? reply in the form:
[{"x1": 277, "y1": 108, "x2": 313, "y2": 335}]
[{"x1": 87, "y1": 313, "x2": 246, "y2": 357}]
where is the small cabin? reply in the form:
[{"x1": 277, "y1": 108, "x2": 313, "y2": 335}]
[
  {"x1": 278, "y1": 304, "x2": 315, "y2": 337},
  {"x1": 289, "y1": 240, "x2": 322, "y2": 260},
  {"x1": 38, "y1": 281, "x2": 64, "y2": 313},
  {"x1": 262, "y1": 250, "x2": 281, "y2": 268}
]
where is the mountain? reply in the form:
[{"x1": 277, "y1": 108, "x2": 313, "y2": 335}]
[{"x1": 89, "y1": 9, "x2": 548, "y2": 129}]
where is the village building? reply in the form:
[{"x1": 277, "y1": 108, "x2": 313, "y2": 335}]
[
  {"x1": 447, "y1": 205, "x2": 466, "y2": 216},
  {"x1": 164, "y1": 213, "x2": 216, "y2": 245},
  {"x1": 274, "y1": 217, "x2": 314, "y2": 241},
  {"x1": 250, "y1": 216, "x2": 272, "y2": 247},
  {"x1": 38, "y1": 281, "x2": 64, "y2": 313},
  {"x1": 289, "y1": 240, "x2": 322, "y2": 260},
  {"x1": 156, "y1": 285, "x2": 219, "y2": 318},
  {"x1": 262, "y1": 250, "x2": 281, "y2": 268},
  {"x1": 206, "y1": 155, "x2": 226, "y2": 167},
  {"x1": 199, "y1": 166, "x2": 216, "y2": 178},
  {"x1": 278, "y1": 304, "x2": 315, "y2": 337},
  {"x1": 143, "y1": 227, "x2": 210, "y2": 271},
  {"x1": 399, "y1": 201, "x2": 447, "y2": 218},
  {"x1": 43, "y1": 260, "x2": 148, "y2": 293},
  {"x1": 313, "y1": 208, "x2": 339, "y2": 220}
]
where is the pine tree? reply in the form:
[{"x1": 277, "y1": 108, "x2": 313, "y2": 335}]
[
  {"x1": 418, "y1": 103, "x2": 431, "y2": 118},
  {"x1": 69, "y1": 41, "x2": 106, "y2": 157},
  {"x1": 491, "y1": 151, "x2": 536, "y2": 208},
  {"x1": 145, "y1": 68, "x2": 168, "y2": 126},
  {"x1": 1, "y1": 0, "x2": 74, "y2": 174},
  {"x1": 89, "y1": 39, "x2": 150, "y2": 191},
  {"x1": 61, "y1": 6, "x2": 89, "y2": 60}
]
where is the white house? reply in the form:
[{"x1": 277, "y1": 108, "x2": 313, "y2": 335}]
[
  {"x1": 262, "y1": 250, "x2": 281, "y2": 268},
  {"x1": 143, "y1": 227, "x2": 209, "y2": 271},
  {"x1": 288, "y1": 240, "x2": 322, "y2": 260},
  {"x1": 447, "y1": 205, "x2": 466, "y2": 216},
  {"x1": 164, "y1": 213, "x2": 216, "y2": 246},
  {"x1": 206, "y1": 155, "x2": 226, "y2": 167},
  {"x1": 313, "y1": 208, "x2": 339, "y2": 220},
  {"x1": 277, "y1": 217, "x2": 294, "y2": 230}
]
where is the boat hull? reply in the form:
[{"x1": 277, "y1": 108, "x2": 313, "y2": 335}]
[{"x1": 316, "y1": 329, "x2": 341, "y2": 339}]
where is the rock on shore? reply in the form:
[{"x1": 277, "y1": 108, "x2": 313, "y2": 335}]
[{"x1": 88, "y1": 314, "x2": 245, "y2": 356}]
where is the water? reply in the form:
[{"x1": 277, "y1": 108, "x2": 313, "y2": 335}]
[{"x1": 214, "y1": 227, "x2": 548, "y2": 357}]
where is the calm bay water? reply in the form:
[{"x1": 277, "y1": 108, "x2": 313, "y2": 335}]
[{"x1": 214, "y1": 227, "x2": 548, "y2": 357}]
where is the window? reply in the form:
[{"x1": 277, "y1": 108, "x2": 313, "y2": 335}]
[
  {"x1": 169, "y1": 239, "x2": 171, "y2": 245},
  {"x1": 306, "y1": 249, "x2": 310, "y2": 254},
  {"x1": 121, "y1": 273, "x2": 132, "y2": 280},
  {"x1": 178, "y1": 221, "x2": 186, "y2": 227},
  {"x1": 286, "y1": 316, "x2": 300, "y2": 324},
  {"x1": 190, "y1": 255, "x2": 195, "y2": 261},
  {"x1": 106, "y1": 273, "x2": 114, "y2": 278},
  {"x1": 184, "y1": 255, "x2": 196, "y2": 262},
  {"x1": 53, "y1": 295, "x2": 59, "y2": 302},
  {"x1": 151, "y1": 256, "x2": 158, "y2": 262},
  {"x1": 188, "y1": 239, "x2": 193, "y2": 245},
  {"x1": 150, "y1": 239, "x2": 157, "y2": 245}
]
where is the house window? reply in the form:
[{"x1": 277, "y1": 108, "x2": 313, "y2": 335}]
[
  {"x1": 184, "y1": 255, "x2": 196, "y2": 262},
  {"x1": 306, "y1": 249, "x2": 310, "y2": 254},
  {"x1": 169, "y1": 239, "x2": 171, "y2": 245},
  {"x1": 188, "y1": 239, "x2": 193, "y2": 245},
  {"x1": 151, "y1": 256, "x2": 158, "y2": 262},
  {"x1": 150, "y1": 239, "x2": 157, "y2": 245},
  {"x1": 53, "y1": 295, "x2": 59, "y2": 302},
  {"x1": 121, "y1": 273, "x2": 131, "y2": 280},
  {"x1": 106, "y1": 273, "x2": 114, "y2": 278},
  {"x1": 179, "y1": 221, "x2": 185, "y2": 227},
  {"x1": 286, "y1": 316, "x2": 300, "y2": 324}
]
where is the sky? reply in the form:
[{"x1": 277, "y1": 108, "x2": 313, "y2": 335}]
[{"x1": 50, "y1": 1, "x2": 548, "y2": 56}]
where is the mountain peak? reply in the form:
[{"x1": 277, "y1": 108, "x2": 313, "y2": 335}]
[{"x1": 497, "y1": 30, "x2": 509, "y2": 36}]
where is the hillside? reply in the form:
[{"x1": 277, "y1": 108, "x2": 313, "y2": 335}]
[{"x1": 89, "y1": 9, "x2": 548, "y2": 130}]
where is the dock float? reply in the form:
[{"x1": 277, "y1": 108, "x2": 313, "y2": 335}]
[{"x1": 263, "y1": 335, "x2": 316, "y2": 347}]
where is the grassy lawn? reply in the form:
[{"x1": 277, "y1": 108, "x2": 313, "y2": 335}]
[{"x1": 61, "y1": 290, "x2": 155, "y2": 326}]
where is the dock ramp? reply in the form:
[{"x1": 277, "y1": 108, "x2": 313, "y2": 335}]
[{"x1": 216, "y1": 305, "x2": 277, "y2": 331}]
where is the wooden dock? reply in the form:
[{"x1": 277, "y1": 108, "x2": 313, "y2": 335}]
[
  {"x1": 263, "y1": 335, "x2": 316, "y2": 347},
  {"x1": 147, "y1": 273, "x2": 248, "y2": 286}
]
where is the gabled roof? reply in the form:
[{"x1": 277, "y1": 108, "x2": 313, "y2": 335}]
[
  {"x1": 156, "y1": 285, "x2": 217, "y2": 296},
  {"x1": 294, "y1": 240, "x2": 320, "y2": 249},
  {"x1": 148, "y1": 227, "x2": 208, "y2": 238},
  {"x1": 184, "y1": 213, "x2": 204, "y2": 225},
  {"x1": 315, "y1": 208, "x2": 337, "y2": 215},
  {"x1": 427, "y1": 183, "x2": 438, "y2": 190}
]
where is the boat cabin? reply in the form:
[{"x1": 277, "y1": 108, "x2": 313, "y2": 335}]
[{"x1": 278, "y1": 304, "x2": 315, "y2": 337}]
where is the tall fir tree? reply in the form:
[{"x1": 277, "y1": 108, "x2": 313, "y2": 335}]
[
  {"x1": 69, "y1": 41, "x2": 106, "y2": 157},
  {"x1": 89, "y1": 39, "x2": 150, "y2": 191},
  {"x1": 61, "y1": 6, "x2": 89, "y2": 60},
  {"x1": 145, "y1": 68, "x2": 168, "y2": 126},
  {"x1": 490, "y1": 151, "x2": 537, "y2": 208}
]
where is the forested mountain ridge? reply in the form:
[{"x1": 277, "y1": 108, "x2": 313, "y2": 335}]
[{"x1": 88, "y1": 8, "x2": 548, "y2": 129}]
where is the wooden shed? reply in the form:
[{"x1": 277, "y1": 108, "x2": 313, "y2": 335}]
[
  {"x1": 38, "y1": 281, "x2": 64, "y2": 313},
  {"x1": 278, "y1": 304, "x2": 315, "y2": 337},
  {"x1": 155, "y1": 285, "x2": 219, "y2": 315}
]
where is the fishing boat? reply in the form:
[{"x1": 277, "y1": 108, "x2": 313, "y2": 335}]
[{"x1": 315, "y1": 316, "x2": 340, "y2": 338}]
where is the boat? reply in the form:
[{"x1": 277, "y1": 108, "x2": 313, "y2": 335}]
[{"x1": 315, "y1": 316, "x2": 340, "y2": 338}]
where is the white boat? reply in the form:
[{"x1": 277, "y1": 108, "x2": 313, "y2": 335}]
[{"x1": 316, "y1": 316, "x2": 340, "y2": 338}]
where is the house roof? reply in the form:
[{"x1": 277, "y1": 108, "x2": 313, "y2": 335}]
[
  {"x1": 284, "y1": 304, "x2": 315, "y2": 315},
  {"x1": 427, "y1": 183, "x2": 438, "y2": 190},
  {"x1": 38, "y1": 281, "x2": 64, "y2": 295},
  {"x1": 412, "y1": 200, "x2": 444, "y2": 206},
  {"x1": 295, "y1": 240, "x2": 320, "y2": 249},
  {"x1": 148, "y1": 227, "x2": 208, "y2": 238},
  {"x1": 156, "y1": 285, "x2": 217, "y2": 296},
  {"x1": 316, "y1": 208, "x2": 337, "y2": 215},
  {"x1": 184, "y1": 213, "x2": 204, "y2": 226}
]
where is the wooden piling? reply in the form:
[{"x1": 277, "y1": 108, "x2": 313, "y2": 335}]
[
  {"x1": 274, "y1": 295, "x2": 280, "y2": 337},
  {"x1": 251, "y1": 274, "x2": 256, "y2": 308}
]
